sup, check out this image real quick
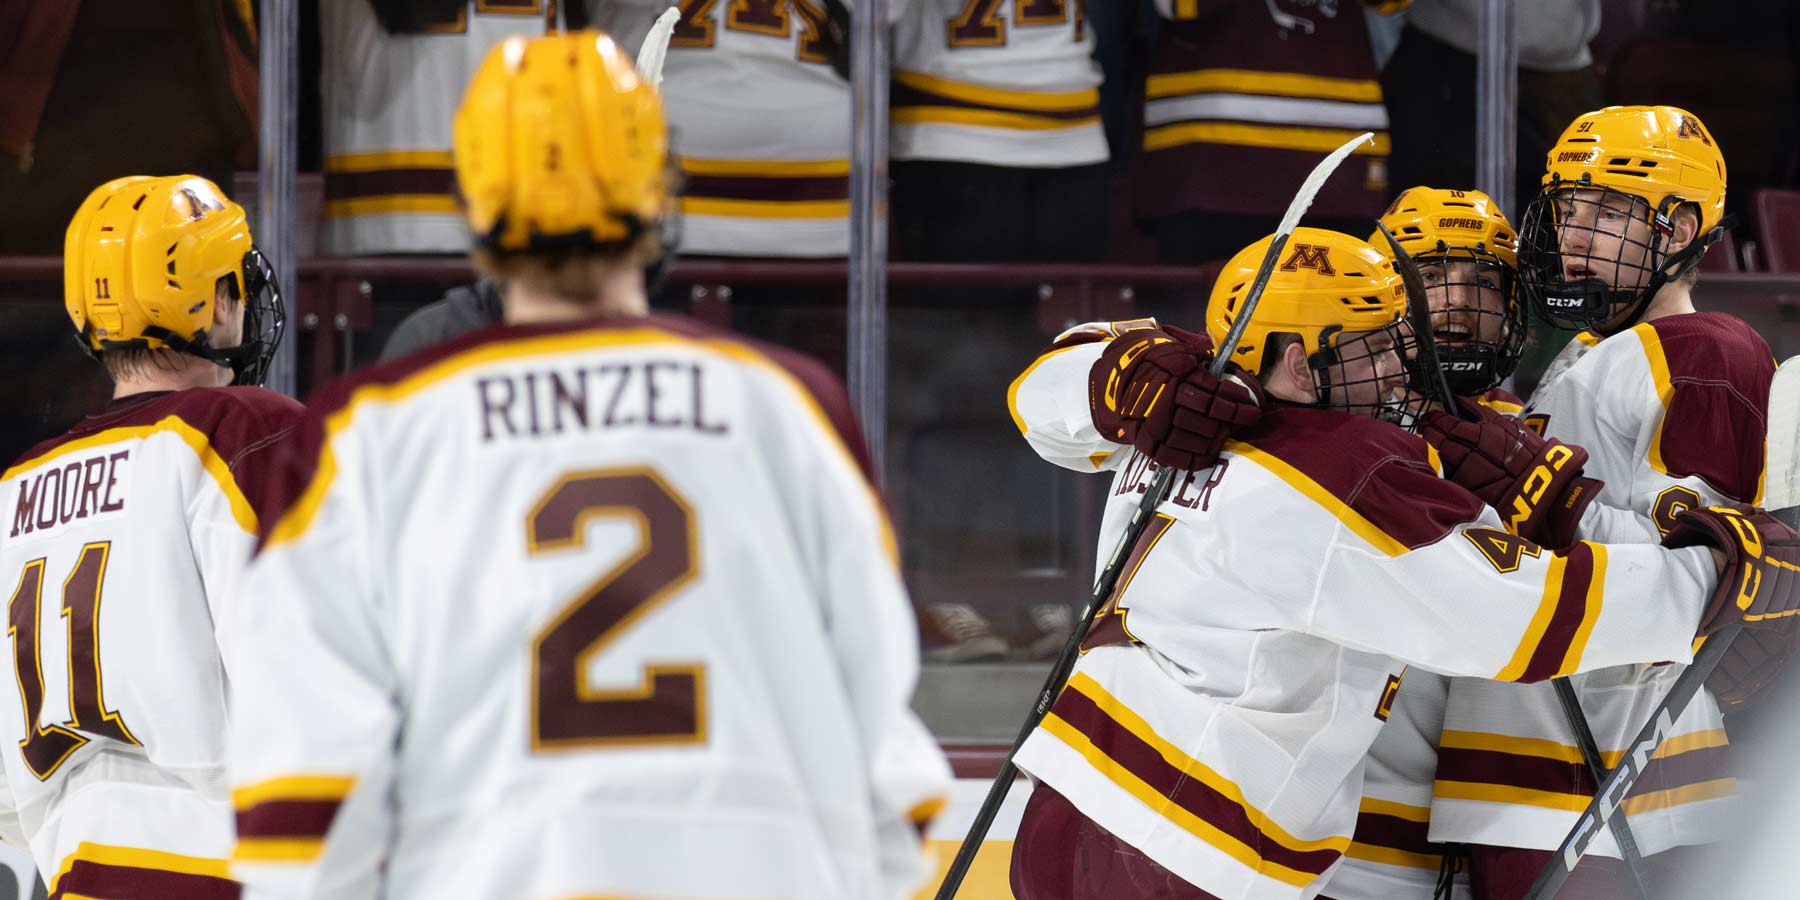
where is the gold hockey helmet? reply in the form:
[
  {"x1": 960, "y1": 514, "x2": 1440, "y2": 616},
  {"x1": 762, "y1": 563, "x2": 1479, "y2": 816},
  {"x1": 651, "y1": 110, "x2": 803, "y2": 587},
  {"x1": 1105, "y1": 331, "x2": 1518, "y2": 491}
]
[
  {"x1": 453, "y1": 31, "x2": 671, "y2": 254},
  {"x1": 63, "y1": 175, "x2": 284, "y2": 385},
  {"x1": 1372, "y1": 186, "x2": 1523, "y2": 395},
  {"x1": 1207, "y1": 228, "x2": 1423, "y2": 426},
  {"x1": 1518, "y1": 106, "x2": 1729, "y2": 333}
]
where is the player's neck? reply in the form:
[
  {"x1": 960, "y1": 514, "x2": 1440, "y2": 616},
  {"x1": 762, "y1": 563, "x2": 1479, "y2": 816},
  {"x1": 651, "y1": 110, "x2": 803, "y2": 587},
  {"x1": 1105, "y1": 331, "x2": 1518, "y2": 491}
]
[
  {"x1": 1642, "y1": 279, "x2": 1696, "y2": 322},
  {"x1": 111, "y1": 353, "x2": 232, "y2": 398},
  {"x1": 503, "y1": 268, "x2": 649, "y2": 324}
]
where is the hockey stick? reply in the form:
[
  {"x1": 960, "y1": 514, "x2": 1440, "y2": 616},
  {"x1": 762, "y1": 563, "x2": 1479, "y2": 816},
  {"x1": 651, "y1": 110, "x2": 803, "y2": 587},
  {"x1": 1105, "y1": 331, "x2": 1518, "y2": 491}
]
[
  {"x1": 1522, "y1": 354, "x2": 1800, "y2": 899},
  {"x1": 633, "y1": 6, "x2": 681, "y2": 88},
  {"x1": 1377, "y1": 224, "x2": 1655, "y2": 898},
  {"x1": 932, "y1": 130, "x2": 1376, "y2": 900}
]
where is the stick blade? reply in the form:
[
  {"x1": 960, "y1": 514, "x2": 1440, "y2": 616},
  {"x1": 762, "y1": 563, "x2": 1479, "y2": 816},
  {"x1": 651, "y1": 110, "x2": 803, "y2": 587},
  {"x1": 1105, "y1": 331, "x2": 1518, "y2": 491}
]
[{"x1": 1765, "y1": 355, "x2": 1800, "y2": 514}]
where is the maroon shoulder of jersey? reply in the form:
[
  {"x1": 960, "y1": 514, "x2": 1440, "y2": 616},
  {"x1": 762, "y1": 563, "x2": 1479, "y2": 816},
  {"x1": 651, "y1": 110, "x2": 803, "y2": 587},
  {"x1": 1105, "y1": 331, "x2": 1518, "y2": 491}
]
[
  {"x1": 1235, "y1": 406, "x2": 1485, "y2": 551},
  {"x1": 1479, "y1": 386, "x2": 1524, "y2": 408},
  {"x1": 1648, "y1": 311, "x2": 1775, "y2": 501},
  {"x1": 8, "y1": 387, "x2": 305, "y2": 527},
  {"x1": 260, "y1": 313, "x2": 881, "y2": 544}
]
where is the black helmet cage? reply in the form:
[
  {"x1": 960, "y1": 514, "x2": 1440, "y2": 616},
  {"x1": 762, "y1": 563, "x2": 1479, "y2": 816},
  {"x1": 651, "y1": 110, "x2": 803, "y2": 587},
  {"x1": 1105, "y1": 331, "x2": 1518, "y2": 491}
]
[
  {"x1": 1517, "y1": 173, "x2": 1722, "y2": 335},
  {"x1": 1304, "y1": 318, "x2": 1431, "y2": 431},
  {"x1": 209, "y1": 247, "x2": 286, "y2": 386},
  {"x1": 1415, "y1": 242, "x2": 1524, "y2": 396}
]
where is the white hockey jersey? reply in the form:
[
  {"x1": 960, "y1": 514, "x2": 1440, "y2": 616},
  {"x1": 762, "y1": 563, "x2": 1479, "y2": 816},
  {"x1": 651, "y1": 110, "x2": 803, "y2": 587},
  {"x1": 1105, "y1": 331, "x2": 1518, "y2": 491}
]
[
  {"x1": 891, "y1": 0, "x2": 1107, "y2": 167},
  {"x1": 228, "y1": 314, "x2": 949, "y2": 900},
  {"x1": 1430, "y1": 312, "x2": 1775, "y2": 858},
  {"x1": 318, "y1": 0, "x2": 566, "y2": 255},
  {"x1": 1322, "y1": 670, "x2": 1470, "y2": 900},
  {"x1": 0, "y1": 388, "x2": 303, "y2": 897},
  {"x1": 1005, "y1": 323, "x2": 1718, "y2": 900},
  {"x1": 596, "y1": 0, "x2": 893, "y2": 258}
]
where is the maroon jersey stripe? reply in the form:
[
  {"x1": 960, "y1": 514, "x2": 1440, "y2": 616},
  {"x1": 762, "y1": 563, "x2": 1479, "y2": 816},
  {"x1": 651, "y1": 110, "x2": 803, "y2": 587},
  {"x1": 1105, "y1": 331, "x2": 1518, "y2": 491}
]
[
  {"x1": 891, "y1": 81, "x2": 1099, "y2": 122},
  {"x1": 1049, "y1": 682, "x2": 1343, "y2": 877},
  {"x1": 1520, "y1": 543, "x2": 1599, "y2": 683},
  {"x1": 51, "y1": 860, "x2": 239, "y2": 900},
  {"x1": 235, "y1": 798, "x2": 342, "y2": 840},
  {"x1": 1435, "y1": 743, "x2": 1731, "y2": 801},
  {"x1": 1350, "y1": 810, "x2": 1437, "y2": 857}
]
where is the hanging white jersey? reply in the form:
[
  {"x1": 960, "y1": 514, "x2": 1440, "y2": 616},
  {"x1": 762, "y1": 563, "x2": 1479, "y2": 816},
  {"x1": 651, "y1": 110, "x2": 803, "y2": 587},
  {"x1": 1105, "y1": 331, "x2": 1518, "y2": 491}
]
[
  {"x1": 228, "y1": 315, "x2": 949, "y2": 900},
  {"x1": 891, "y1": 0, "x2": 1106, "y2": 168},
  {"x1": 1004, "y1": 324, "x2": 1717, "y2": 900},
  {"x1": 1431, "y1": 312, "x2": 1775, "y2": 857},
  {"x1": 1323, "y1": 670, "x2": 1469, "y2": 900},
  {"x1": 318, "y1": 0, "x2": 563, "y2": 255},
  {"x1": 595, "y1": 0, "x2": 878, "y2": 257},
  {"x1": 0, "y1": 388, "x2": 303, "y2": 897}
]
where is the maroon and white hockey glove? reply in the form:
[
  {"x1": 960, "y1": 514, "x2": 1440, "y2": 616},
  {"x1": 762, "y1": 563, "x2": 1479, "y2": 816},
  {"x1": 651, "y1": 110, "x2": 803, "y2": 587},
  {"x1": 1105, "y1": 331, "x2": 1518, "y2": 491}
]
[
  {"x1": 1419, "y1": 398, "x2": 1602, "y2": 549},
  {"x1": 1707, "y1": 618, "x2": 1800, "y2": 710},
  {"x1": 1088, "y1": 325, "x2": 1266, "y2": 471},
  {"x1": 1664, "y1": 505, "x2": 1800, "y2": 708},
  {"x1": 1665, "y1": 504, "x2": 1800, "y2": 635}
]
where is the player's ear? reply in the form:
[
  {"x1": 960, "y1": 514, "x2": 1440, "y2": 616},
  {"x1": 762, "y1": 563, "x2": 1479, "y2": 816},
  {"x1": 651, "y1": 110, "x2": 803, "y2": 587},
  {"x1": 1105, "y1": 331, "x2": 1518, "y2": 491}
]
[
  {"x1": 1280, "y1": 339, "x2": 1315, "y2": 394},
  {"x1": 211, "y1": 278, "x2": 238, "y2": 328},
  {"x1": 1667, "y1": 204, "x2": 1701, "y2": 258}
]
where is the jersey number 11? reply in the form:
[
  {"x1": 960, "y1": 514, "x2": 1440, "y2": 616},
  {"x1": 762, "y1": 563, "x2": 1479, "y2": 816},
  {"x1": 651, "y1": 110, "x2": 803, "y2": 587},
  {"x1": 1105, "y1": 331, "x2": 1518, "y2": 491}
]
[{"x1": 6, "y1": 542, "x2": 140, "y2": 780}]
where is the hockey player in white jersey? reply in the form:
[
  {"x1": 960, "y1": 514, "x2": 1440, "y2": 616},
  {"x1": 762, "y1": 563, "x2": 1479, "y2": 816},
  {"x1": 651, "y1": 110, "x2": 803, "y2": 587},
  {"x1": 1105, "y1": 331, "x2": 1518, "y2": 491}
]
[
  {"x1": 227, "y1": 32, "x2": 949, "y2": 900},
  {"x1": 593, "y1": 0, "x2": 888, "y2": 258},
  {"x1": 1321, "y1": 187, "x2": 1527, "y2": 900},
  {"x1": 1001, "y1": 226, "x2": 1800, "y2": 900},
  {"x1": 319, "y1": 0, "x2": 569, "y2": 255},
  {"x1": 1415, "y1": 106, "x2": 1779, "y2": 900},
  {"x1": 0, "y1": 174, "x2": 296, "y2": 896}
]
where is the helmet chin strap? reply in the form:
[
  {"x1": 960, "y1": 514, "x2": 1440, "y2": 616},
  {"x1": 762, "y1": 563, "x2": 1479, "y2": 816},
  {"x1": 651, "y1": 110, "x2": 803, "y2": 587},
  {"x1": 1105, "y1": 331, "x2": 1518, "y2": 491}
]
[{"x1": 1593, "y1": 213, "x2": 1730, "y2": 337}]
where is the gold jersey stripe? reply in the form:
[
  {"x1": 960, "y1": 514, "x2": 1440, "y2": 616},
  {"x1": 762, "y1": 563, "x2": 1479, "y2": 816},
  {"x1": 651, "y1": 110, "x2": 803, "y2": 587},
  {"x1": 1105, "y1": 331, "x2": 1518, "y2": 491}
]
[
  {"x1": 1147, "y1": 69, "x2": 1383, "y2": 103},
  {"x1": 678, "y1": 158, "x2": 850, "y2": 177},
  {"x1": 232, "y1": 774, "x2": 357, "y2": 809},
  {"x1": 325, "y1": 150, "x2": 455, "y2": 172},
  {"x1": 893, "y1": 108, "x2": 1101, "y2": 132},
  {"x1": 324, "y1": 195, "x2": 460, "y2": 219},
  {"x1": 1346, "y1": 840, "x2": 1441, "y2": 870},
  {"x1": 1225, "y1": 440, "x2": 1410, "y2": 557},
  {"x1": 679, "y1": 197, "x2": 849, "y2": 220},
  {"x1": 895, "y1": 70, "x2": 1100, "y2": 111},
  {"x1": 231, "y1": 837, "x2": 326, "y2": 863}
]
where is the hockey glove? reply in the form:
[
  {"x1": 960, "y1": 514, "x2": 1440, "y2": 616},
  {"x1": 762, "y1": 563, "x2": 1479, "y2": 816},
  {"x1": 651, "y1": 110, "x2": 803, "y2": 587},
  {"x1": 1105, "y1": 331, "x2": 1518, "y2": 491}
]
[
  {"x1": 1419, "y1": 398, "x2": 1602, "y2": 549},
  {"x1": 1088, "y1": 326, "x2": 1265, "y2": 471},
  {"x1": 1665, "y1": 504, "x2": 1800, "y2": 636},
  {"x1": 1707, "y1": 617, "x2": 1800, "y2": 711}
]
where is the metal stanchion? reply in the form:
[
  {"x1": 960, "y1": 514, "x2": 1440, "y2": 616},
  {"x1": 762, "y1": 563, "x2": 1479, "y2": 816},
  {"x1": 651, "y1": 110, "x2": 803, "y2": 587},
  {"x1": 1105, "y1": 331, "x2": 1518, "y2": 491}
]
[
  {"x1": 846, "y1": 0, "x2": 890, "y2": 479},
  {"x1": 1476, "y1": 0, "x2": 1517, "y2": 216},
  {"x1": 258, "y1": 0, "x2": 299, "y2": 395}
]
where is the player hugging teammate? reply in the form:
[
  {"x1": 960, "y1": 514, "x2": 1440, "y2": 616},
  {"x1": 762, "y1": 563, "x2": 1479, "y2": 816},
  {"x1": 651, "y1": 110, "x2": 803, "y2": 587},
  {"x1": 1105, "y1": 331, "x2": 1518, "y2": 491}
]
[{"x1": 996, "y1": 105, "x2": 1800, "y2": 900}]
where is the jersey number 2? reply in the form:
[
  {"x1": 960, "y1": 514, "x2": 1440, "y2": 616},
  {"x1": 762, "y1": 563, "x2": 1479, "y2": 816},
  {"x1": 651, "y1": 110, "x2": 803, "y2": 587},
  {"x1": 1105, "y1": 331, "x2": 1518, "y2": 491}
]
[
  {"x1": 6, "y1": 542, "x2": 139, "y2": 780},
  {"x1": 527, "y1": 469, "x2": 705, "y2": 751}
]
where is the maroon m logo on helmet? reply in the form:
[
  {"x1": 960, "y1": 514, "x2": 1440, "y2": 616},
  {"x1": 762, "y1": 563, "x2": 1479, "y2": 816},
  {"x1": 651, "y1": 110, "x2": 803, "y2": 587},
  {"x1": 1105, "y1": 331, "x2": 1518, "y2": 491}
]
[
  {"x1": 1279, "y1": 243, "x2": 1336, "y2": 276},
  {"x1": 1677, "y1": 115, "x2": 1712, "y2": 145}
]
